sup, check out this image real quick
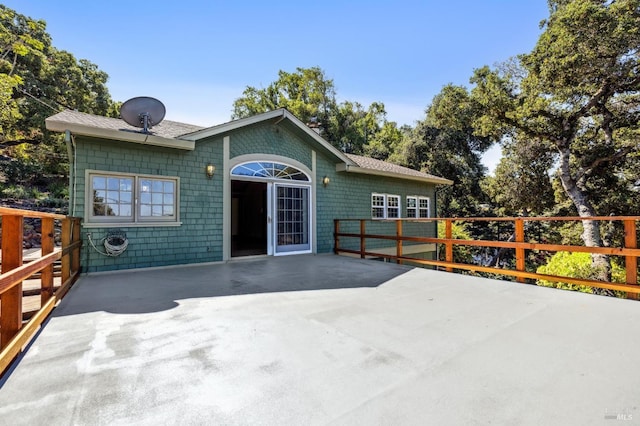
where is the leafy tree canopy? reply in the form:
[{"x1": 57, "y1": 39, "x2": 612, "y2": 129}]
[
  {"x1": 0, "y1": 5, "x2": 116, "y2": 192},
  {"x1": 393, "y1": 84, "x2": 493, "y2": 217},
  {"x1": 468, "y1": 0, "x2": 640, "y2": 283},
  {"x1": 232, "y1": 66, "x2": 402, "y2": 155}
]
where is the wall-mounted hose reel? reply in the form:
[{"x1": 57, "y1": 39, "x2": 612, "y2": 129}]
[{"x1": 87, "y1": 230, "x2": 129, "y2": 257}]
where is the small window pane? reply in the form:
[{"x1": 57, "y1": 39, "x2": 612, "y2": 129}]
[
  {"x1": 140, "y1": 180, "x2": 151, "y2": 192},
  {"x1": 107, "y1": 178, "x2": 120, "y2": 190},
  {"x1": 152, "y1": 180, "x2": 163, "y2": 192},
  {"x1": 93, "y1": 177, "x2": 106, "y2": 190},
  {"x1": 93, "y1": 203, "x2": 107, "y2": 216},
  {"x1": 120, "y1": 205, "x2": 132, "y2": 216},
  {"x1": 372, "y1": 207, "x2": 385, "y2": 218},
  {"x1": 120, "y1": 192, "x2": 132, "y2": 203},
  {"x1": 106, "y1": 191, "x2": 119, "y2": 203},
  {"x1": 163, "y1": 206, "x2": 174, "y2": 216},
  {"x1": 152, "y1": 205, "x2": 162, "y2": 216},
  {"x1": 164, "y1": 181, "x2": 174, "y2": 193},
  {"x1": 372, "y1": 195, "x2": 385, "y2": 207},
  {"x1": 152, "y1": 193, "x2": 163, "y2": 204},
  {"x1": 120, "y1": 179, "x2": 132, "y2": 191},
  {"x1": 140, "y1": 204, "x2": 151, "y2": 216}
]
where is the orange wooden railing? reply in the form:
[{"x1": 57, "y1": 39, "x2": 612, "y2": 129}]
[
  {"x1": 0, "y1": 207, "x2": 82, "y2": 374},
  {"x1": 334, "y1": 216, "x2": 639, "y2": 298}
]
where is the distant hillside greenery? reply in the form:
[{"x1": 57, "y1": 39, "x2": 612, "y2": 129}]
[
  {"x1": 0, "y1": 5, "x2": 118, "y2": 210},
  {"x1": 2, "y1": 2, "x2": 639, "y2": 295}
]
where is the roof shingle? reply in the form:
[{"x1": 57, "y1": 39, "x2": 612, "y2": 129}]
[
  {"x1": 47, "y1": 110, "x2": 204, "y2": 139},
  {"x1": 345, "y1": 153, "x2": 448, "y2": 182}
]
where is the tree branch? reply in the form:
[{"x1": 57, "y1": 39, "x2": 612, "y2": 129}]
[
  {"x1": 0, "y1": 139, "x2": 42, "y2": 149},
  {"x1": 569, "y1": 81, "x2": 613, "y2": 121},
  {"x1": 577, "y1": 146, "x2": 634, "y2": 185}
]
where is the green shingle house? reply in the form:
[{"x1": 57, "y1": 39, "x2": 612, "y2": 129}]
[{"x1": 45, "y1": 108, "x2": 452, "y2": 273}]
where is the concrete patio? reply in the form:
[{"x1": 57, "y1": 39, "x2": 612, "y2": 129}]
[{"x1": 0, "y1": 255, "x2": 638, "y2": 425}]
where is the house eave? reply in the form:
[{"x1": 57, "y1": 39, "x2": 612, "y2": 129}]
[
  {"x1": 336, "y1": 163, "x2": 454, "y2": 185},
  {"x1": 45, "y1": 119, "x2": 195, "y2": 151}
]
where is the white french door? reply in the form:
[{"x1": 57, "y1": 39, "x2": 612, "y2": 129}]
[{"x1": 269, "y1": 183, "x2": 311, "y2": 255}]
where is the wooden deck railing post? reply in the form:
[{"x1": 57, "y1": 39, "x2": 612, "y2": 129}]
[
  {"x1": 72, "y1": 219, "x2": 81, "y2": 274},
  {"x1": 515, "y1": 219, "x2": 525, "y2": 283},
  {"x1": 334, "y1": 219, "x2": 340, "y2": 254},
  {"x1": 445, "y1": 219, "x2": 453, "y2": 272},
  {"x1": 396, "y1": 220, "x2": 403, "y2": 264},
  {"x1": 624, "y1": 219, "x2": 638, "y2": 300},
  {"x1": 61, "y1": 218, "x2": 71, "y2": 287},
  {"x1": 40, "y1": 218, "x2": 54, "y2": 305},
  {"x1": 360, "y1": 220, "x2": 366, "y2": 259},
  {"x1": 1, "y1": 215, "x2": 24, "y2": 348}
]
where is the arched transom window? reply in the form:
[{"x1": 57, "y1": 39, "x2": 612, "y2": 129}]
[{"x1": 231, "y1": 161, "x2": 310, "y2": 181}]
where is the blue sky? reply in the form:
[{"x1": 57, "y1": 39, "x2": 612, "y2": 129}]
[{"x1": 5, "y1": 1, "x2": 549, "y2": 171}]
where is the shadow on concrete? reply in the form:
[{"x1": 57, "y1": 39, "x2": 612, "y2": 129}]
[{"x1": 53, "y1": 255, "x2": 414, "y2": 316}]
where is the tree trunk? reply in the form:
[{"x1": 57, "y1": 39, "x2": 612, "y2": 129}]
[{"x1": 557, "y1": 144, "x2": 613, "y2": 295}]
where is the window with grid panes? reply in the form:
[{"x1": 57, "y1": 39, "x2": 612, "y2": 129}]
[
  {"x1": 371, "y1": 193, "x2": 401, "y2": 219},
  {"x1": 418, "y1": 197, "x2": 430, "y2": 218},
  {"x1": 87, "y1": 171, "x2": 179, "y2": 225}
]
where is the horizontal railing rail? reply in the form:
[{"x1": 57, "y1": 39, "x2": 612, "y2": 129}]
[
  {"x1": 0, "y1": 206, "x2": 82, "y2": 375},
  {"x1": 334, "y1": 216, "x2": 639, "y2": 298}
]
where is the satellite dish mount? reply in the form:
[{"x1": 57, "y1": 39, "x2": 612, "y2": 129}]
[{"x1": 120, "y1": 96, "x2": 166, "y2": 134}]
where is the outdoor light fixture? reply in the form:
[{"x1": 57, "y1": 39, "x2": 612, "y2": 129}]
[
  {"x1": 323, "y1": 176, "x2": 330, "y2": 187},
  {"x1": 206, "y1": 163, "x2": 215, "y2": 178}
]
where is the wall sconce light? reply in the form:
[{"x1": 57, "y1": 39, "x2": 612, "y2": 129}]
[
  {"x1": 206, "y1": 163, "x2": 215, "y2": 178},
  {"x1": 322, "y1": 176, "x2": 330, "y2": 187}
]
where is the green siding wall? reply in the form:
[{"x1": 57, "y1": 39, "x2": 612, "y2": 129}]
[
  {"x1": 314, "y1": 150, "x2": 436, "y2": 254},
  {"x1": 75, "y1": 121, "x2": 438, "y2": 272},
  {"x1": 228, "y1": 124, "x2": 312, "y2": 169},
  {"x1": 75, "y1": 136, "x2": 224, "y2": 273}
]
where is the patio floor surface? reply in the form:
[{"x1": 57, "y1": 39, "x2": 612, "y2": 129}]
[{"x1": 0, "y1": 254, "x2": 638, "y2": 425}]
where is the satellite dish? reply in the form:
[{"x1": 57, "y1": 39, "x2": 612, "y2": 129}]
[{"x1": 120, "y1": 96, "x2": 166, "y2": 134}]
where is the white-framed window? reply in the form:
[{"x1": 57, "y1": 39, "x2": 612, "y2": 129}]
[
  {"x1": 407, "y1": 196, "x2": 417, "y2": 218},
  {"x1": 407, "y1": 196, "x2": 430, "y2": 218},
  {"x1": 372, "y1": 193, "x2": 386, "y2": 219},
  {"x1": 418, "y1": 197, "x2": 430, "y2": 218},
  {"x1": 87, "y1": 170, "x2": 180, "y2": 226},
  {"x1": 387, "y1": 195, "x2": 400, "y2": 218},
  {"x1": 371, "y1": 193, "x2": 401, "y2": 219}
]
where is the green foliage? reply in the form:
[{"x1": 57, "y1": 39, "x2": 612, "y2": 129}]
[
  {"x1": 537, "y1": 252, "x2": 626, "y2": 295},
  {"x1": 0, "y1": 157, "x2": 44, "y2": 184},
  {"x1": 481, "y1": 140, "x2": 555, "y2": 216},
  {"x1": 470, "y1": 0, "x2": 640, "y2": 218},
  {"x1": 1, "y1": 183, "x2": 44, "y2": 199},
  {"x1": 362, "y1": 121, "x2": 403, "y2": 160},
  {"x1": 393, "y1": 84, "x2": 493, "y2": 217},
  {"x1": 467, "y1": 0, "x2": 640, "y2": 284},
  {"x1": 0, "y1": 4, "x2": 116, "y2": 195},
  {"x1": 232, "y1": 66, "x2": 337, "y2": 130},
  {"x1": 231, "y1": 66, "x2": 403, "y2": 156},
  {"x1": 437, "y1": 221, "x2": 474, "y2": 264}
]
